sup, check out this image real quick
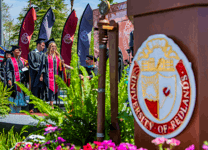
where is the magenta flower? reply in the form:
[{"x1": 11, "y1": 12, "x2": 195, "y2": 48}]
[
  {"x1": 166, "y1": 138, "x2": 180, "y2": 146},
  {"x1": 203, "y1": 144, "x2": 208, "y2": 150},
  {"x1": 42, "y1": 147, "x2": 48, "y2": 150},
  {"x1": 185, "y1": 144, "x2": 195, "y2": 150},
  {"x1": 56, "y1": 145, "x2": 62, "y2": 150},
  {"x1": 138, "y1": 148, "x2": 148, "y2": 150},
  {"x1": 57, "y1": 137, "x2": 66, "y2": 143},
  {"x1": 34, "y1": 143, "x2": 40, "y2": 148},
  {"x1": 45, "y1": 140, "x2": 51, "y2": 145},
  {"x1": 45, "y1": 126, "x2": 58, "y2": 132},
  {"x1": 152, "y1": 137, "x2": 167, "y2": 145}
]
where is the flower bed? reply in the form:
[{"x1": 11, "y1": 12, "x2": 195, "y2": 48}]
[{"x1": 9, "y1": 125, "x2": 208, "y2": 150}]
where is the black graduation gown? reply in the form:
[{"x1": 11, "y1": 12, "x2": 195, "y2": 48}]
[
  {"x1": 85, "y1": 66, "x2": 98, "y2": 79},
  {"x1": 0, "y1": 61, "x2": 6, "y2": 86},
  {"x1": 34, "y1": 54, "x2": 63, "y2": 99},
  {"x1": 28, "y1": 50, "x2": 44, "y2": 88},
  {"x1": 6, "y1": 57, "x2": 25, "y2": 98}
]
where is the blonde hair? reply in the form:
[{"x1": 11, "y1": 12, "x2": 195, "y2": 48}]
[{"x1": 46, "y1": 42, "x2": 61, "y2": 59}]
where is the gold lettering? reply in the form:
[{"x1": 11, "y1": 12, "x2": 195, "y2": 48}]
[
  {"x1": 174, "y1": 116, "x2": 181, "y2": 125},
  {"x1": 171, "y1": 120, "x2": 177, "y2": 130}
]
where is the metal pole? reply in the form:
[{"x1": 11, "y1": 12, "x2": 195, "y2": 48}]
[
  {"x1": 0, "y1": 0, "x2": 3, "y2": 45},
  {"x1": 97, "y1": 15, "x2": 109, "y2": 142}
]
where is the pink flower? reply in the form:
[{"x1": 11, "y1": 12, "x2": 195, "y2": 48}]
[
  {"x1": 166, "y1": 138, "x2": 180, "y2": 146},
  {"x1": 185, "y1": 144, "x2": 195, "y2": 150},
  {"x1": 152, "y1": 137, "x2": 167, "y2": 145},
  {"x1": 45, "y1": 126, "x2": 58, "y2": 132},
  {"x1": 138, "y1": 148, "x2": 148, "y2": 150},
  {"x1": 93, "y1": 141, "x2": 102, "y2": 147},
  {"x1": 83, "y1": 143, "x2": 92, "y2": 150},
  {"x1": 56, "y1": 145, "x2": 62, "y2": 150},
  {"x1": 34, "y1": 143, "x2": 40, "y2": 148},
  {"x1": 24, "y1": 144, "x2": 32, "y2": 149},
  {"x1": 203, "y1": 144, "x2": 208, "y2": 150},
  {"x1": 42, "y1": 147, "x2": 48, "y2": 150},
  {"x1": 57, "y1": 137, "x2": 66, "y2": 143}
]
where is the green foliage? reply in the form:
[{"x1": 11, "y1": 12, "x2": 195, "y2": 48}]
[
  {"x1": 2, "y1": 0, "x2": 15, "y2": 48},
  {"x1": 0, "y1": 126, "x2": 28, "y2": 149},
  {"x1": 0, "y1": 81, "x2": 13, "y2": 117},
  {"x1": 16, "y1": 56, "x2": 134, "y2": 146}
]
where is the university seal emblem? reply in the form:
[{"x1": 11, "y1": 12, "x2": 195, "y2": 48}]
[
  {"x1": 63, "y1": 34, "x2": 73, "y2": 44},
  {"x1": 128, "y1": 34, "x2": 196, "y2": 138},
  {"x1": 21, "y1": 33, "x2": 29, "y2": 44}
]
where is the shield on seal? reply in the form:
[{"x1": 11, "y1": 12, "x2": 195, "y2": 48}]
[{"x1": 141, "y1": 73, "x2": 176, "y2": 120}]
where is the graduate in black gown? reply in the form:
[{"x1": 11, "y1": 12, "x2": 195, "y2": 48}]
[
  {"x1": 35, "y1": 38, "x2": 64, "y2": 108},
  {"x1": 6, "y1": 45, "x2": 27, "y2": 113},
  {"x1": 79, "y1": 55, "x2": 98, "y2": 80},
  {"x1": 28, "y1": 38, "x2": 46, "y2": 113},
  {"x1": 0, "y1": 48, "x2": 12, "y2": 86}
]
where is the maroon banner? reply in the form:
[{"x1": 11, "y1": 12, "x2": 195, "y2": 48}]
[
  {"x1": 60, "y1": 10, "x2": 78, "y2": 65},
  {"x1": 18, "y1": 7, "x2": 37, "y2": 60}
]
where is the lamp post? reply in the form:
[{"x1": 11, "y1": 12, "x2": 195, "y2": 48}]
[{"x1": 97, "y1": 0, "x2": 110, "y2": 142}]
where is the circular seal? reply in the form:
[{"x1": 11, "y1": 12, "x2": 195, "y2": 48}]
[
  {"x1": 63, "y1": 34, "x2": 73, "y2": 44},
  {"x1": 21, "y1": 33, "x2": 29, "y2": 44},
  {"x1": 80, "y1": 30, "x2": 89, "y2": 42},
  {"x1": 128, "y1": 34, "x2": 196, "y2": 138}
]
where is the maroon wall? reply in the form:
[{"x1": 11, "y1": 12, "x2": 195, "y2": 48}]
[{"x1": 127, "y1": 0, "x2": 208, "y2": 149}]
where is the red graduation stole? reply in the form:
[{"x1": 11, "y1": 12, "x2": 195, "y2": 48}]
[
  {"x1": 10, "y1": 57, "x2": 24, "y2": 92},
  {"x1": 48, "y1": 55, "x2": 60, "y2": 93}
]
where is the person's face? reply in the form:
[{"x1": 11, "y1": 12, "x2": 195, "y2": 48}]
[
  {"x1": 85, "y1": 57, "x2": 93, "y2": 66},
  {"x1": 6, "y1": 53, "x2": 11, "y2": 59},
  {"x1": 39, "y1": 42, "x2": 45, "y2": 51},
  {"x1": 12, "y1": 48, "x2": 21, "y2": 57},
  {"x1": 49, "y1": 43, "x2": 56, "y2": 54}
]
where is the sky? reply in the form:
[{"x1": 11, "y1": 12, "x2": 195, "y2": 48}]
[{"x1": 4, "y1": 0, "x2": 126, "y2": 24}]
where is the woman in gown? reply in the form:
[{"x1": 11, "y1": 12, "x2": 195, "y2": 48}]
[
  {"x1": 35, "y1": 39, "x2": 64, "y2": 108},
  {"x1": 6, "y1": 45, "x2": 27, "y2": 113}
]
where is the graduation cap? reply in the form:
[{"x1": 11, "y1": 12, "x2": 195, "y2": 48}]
[
  {"x1": 86, "y1": 55, "x2": 97, "y2": 62},
  {"x1": 35, "y1": 38, "x2": 46, "y2": 44},
  {"x1": 5, "y1": 49, "x2": 12, "y2": 54},
  {"x1": 45, "y1": 38, "x2": 55, "y2": 48},
  {"x1": 11, "y1": 45, "x2": 21, "y2": 51}
]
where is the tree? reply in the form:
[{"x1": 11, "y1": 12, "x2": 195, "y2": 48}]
[
  {"x1": 10, "y1": 0, "x2": 69, "y2": 52},
  {"x1": 2, "y1": 0, "x2": 15, "y2": 48}
]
